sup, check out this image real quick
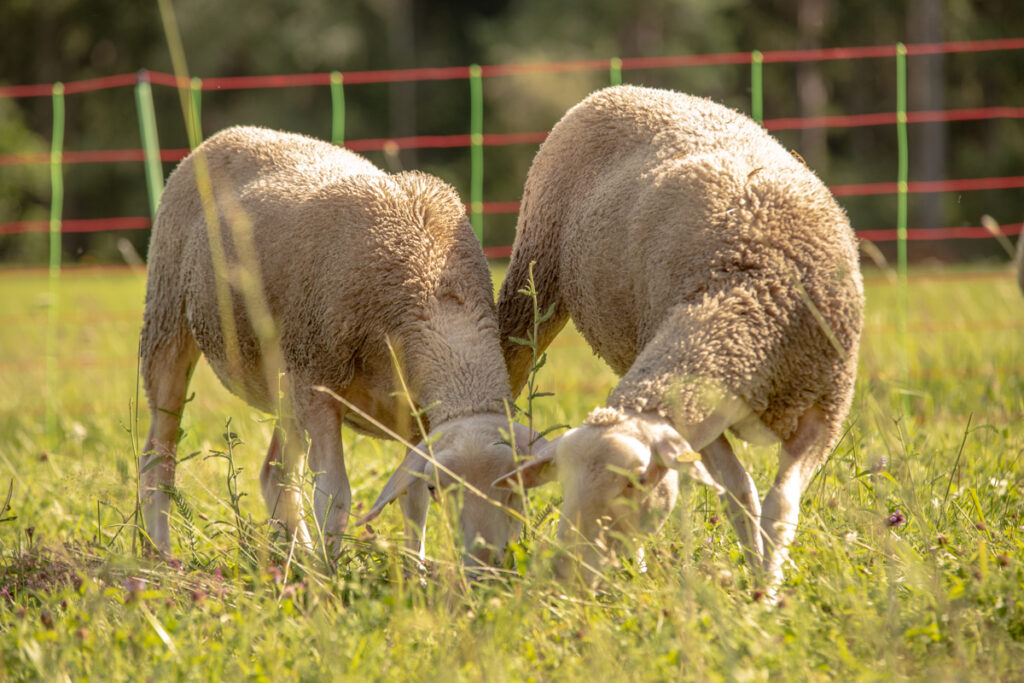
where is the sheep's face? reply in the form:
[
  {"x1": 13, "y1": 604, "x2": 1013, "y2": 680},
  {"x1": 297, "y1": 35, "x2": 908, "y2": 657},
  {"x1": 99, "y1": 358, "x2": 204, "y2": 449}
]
[
  {"x1": 494, "y1": 411, "x2": 694, "y2": 586},
  {"x1": 358, "y1": 414, "x2": 537, "y2": 569},
  {"x1": 421, "y1": 431, "x2": 524, "y2": 569},
  {"x1": 552, "y1": 423, "x2": 681, "y2": 584}
]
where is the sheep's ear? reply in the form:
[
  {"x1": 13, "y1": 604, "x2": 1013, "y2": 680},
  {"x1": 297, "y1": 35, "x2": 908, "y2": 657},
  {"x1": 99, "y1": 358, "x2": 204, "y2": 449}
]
[
  {"x1": 510, "y1": 421, "x2": 548, "y2": 456},
  {"x1": 355, "y1": 443, "x2": 430, "y2": 526},
  {"x1": 492, "y1": 437, "x2": 560, "y2": 490},
  {"x1": 649, "y1": 424, "x2": 700, "y2": 470}
]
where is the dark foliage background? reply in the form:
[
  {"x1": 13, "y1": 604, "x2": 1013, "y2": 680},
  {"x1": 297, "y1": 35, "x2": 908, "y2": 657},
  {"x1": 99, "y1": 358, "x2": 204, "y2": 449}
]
[{"x1": 1, "y1": 0, "x2": 1021, "y2": 265}]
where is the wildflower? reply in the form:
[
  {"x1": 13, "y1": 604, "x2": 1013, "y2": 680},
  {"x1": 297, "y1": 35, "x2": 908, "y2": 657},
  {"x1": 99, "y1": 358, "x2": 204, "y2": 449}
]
[
  {"x1": 886, "y1": 510, "x2": 906, "y2": 528},
  {"x1": 123, "y1": 577, "x2": 147, "y2": 602},
  {"x1": 989, "y1": 478, "x2": 1009, "y2": 496}
]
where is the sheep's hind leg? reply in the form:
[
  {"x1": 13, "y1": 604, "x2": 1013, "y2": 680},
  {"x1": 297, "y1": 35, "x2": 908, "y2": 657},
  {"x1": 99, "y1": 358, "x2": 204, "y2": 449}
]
[
  {"x1": 140, "y1": 338, "x2": 199, "y2": 555},
  {"x1": 259, "y1": 418, "x2": 312, "y2": 548},
  {"x1": 760, "y1": 406, "x2": 831, "y2": 599},
  {"x1": 700, "y1": 435, "x2": 764, "y2": 569}
]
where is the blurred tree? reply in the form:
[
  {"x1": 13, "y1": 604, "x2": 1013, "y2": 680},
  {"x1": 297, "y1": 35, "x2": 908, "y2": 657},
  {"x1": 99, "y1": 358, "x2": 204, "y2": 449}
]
[
  {"x1": 0, "y1": 99, "x2": 49, "y2": 262},
  {"x1": 0, "y1": 0, "x2": 1021, "y2": 264}
]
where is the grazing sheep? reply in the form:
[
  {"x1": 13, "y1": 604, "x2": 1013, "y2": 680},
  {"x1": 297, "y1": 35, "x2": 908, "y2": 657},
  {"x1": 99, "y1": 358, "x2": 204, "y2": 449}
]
[
  {"x1": 140, "y1": 125, "x2": 533, "y2": 567},
  {"x1": 494, "y1": 85, "x2": 864, "y2": 592}
]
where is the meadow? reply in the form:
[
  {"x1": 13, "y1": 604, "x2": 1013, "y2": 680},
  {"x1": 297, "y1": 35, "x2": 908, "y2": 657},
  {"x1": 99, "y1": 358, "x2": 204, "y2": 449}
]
[{"x1": 1, "y1": 262, "x2": 1024, "y2": 680}]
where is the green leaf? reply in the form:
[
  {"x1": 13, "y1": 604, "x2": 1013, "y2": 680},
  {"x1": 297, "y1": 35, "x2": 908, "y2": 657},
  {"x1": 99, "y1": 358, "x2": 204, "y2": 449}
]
[
  {"x1": 537, "y1": 302, "x2": 557, "y2": 323},
  {"x1": 539, "y1": 424, "x2": 569, "y2": 438}
]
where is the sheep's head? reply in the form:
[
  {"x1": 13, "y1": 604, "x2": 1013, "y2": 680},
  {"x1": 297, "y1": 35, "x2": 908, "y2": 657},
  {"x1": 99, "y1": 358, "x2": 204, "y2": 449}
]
[
  {"x1": 357, "y1": 414, "x2": 541, "y2": 569},
  {"x1": 494, "y1": 408, "x2": 698, "y2": 585}
]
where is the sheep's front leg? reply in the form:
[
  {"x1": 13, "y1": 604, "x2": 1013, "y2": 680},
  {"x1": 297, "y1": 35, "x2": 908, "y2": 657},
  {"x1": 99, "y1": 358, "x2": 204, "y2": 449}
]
[
  {"x1": 140, "y1": 339, "x2": 199, "y2": 555},
  {"x1": 259, "y1": 419, "x2": 313, "y2": 548},
  {"x1": 760, "y1": 406, "x2": 831, "y2": 597},
  {"x1": 301, "y1": 398, "x2": 349, "y2": 555},
  {"x1": 700, "y1": 435, "x2": 764, "y2": 568},
  {"x1": 399, "y1": 480, "x2": 430, "y2": 562},
  {"x1": 672, "y1": 410, "x2": 764, "y2": 569}
]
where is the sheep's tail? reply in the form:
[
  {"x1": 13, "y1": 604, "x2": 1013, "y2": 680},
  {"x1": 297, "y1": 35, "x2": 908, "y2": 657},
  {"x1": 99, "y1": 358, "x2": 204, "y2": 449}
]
[{"x1": 496, "y1": 213, "x2": 569, "y2": 399}]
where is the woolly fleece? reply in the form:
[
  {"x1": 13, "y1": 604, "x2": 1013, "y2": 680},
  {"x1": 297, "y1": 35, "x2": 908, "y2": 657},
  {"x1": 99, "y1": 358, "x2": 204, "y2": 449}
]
[
  {"x1": 498, "y1": 85, "x2": 863, "y2": 447},
  {"x1": 141, "y1": 125, "x2": 511, "y2": 436}
]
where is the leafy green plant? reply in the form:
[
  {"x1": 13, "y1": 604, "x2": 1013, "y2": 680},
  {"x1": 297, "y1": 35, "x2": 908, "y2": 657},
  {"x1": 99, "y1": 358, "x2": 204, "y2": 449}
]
[{"x1": 506, "y1": 261, "x2": 568, "y2": 453}]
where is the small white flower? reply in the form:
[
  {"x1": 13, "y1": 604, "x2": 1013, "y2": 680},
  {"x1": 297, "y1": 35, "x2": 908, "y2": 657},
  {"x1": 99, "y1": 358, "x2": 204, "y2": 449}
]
[{"x1": 70, "y1": 421, "x2": 87, "y2": 442}]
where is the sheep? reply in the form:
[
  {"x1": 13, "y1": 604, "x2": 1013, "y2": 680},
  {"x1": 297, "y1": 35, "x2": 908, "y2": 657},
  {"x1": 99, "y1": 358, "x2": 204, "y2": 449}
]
[
  {"x1": 494, "y1": 85, "x2": 864, "y2": 593},
  {"x1": 140, "y1": 125, "x2": 535, "y2": 567}
]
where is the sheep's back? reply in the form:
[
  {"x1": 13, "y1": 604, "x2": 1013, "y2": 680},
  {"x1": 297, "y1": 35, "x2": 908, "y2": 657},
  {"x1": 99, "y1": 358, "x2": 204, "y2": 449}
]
[
  {"x1": 150, "y1": 126, "x2": 497, "y2": 411},
  {"x1": 520, "y1": 86, "x2": 863, "y2": 437}
]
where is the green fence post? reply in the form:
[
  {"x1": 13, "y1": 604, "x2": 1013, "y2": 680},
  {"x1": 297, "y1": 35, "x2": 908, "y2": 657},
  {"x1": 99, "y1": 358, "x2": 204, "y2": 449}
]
[
  {"x1": 46, "y1": 81, "x2": 66, "y2": 443},
  {"x1": 135, "y1": 70, "x2": 164, "y2": 220},
  {"x1": 469, "y1": 64, "x2": 484, "y2": 243},
  {"x1": 609, "y1": 57, "x2": 622, "y2": 86},
  {"x1": 895, "y1": 44, "x2": 909, "y2": 293},
  {"x1": 895, "y1": 42, "x2": 910, "y2": 416},
  {"x1": 189, "y1": 77, "x2": 203, "y2": 146},
  {"x1": 330, "y1": 71, "x2": 345, "y2": 145},
  {"x1": 750, "y1": 50, "x2": 764, "y2": 123}
]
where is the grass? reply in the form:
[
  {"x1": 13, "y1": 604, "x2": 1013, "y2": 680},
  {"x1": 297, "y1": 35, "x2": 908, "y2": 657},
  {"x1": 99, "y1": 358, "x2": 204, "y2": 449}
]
[{"x1": 2, "y1": 262, "x2": 1024, "y2": 680}]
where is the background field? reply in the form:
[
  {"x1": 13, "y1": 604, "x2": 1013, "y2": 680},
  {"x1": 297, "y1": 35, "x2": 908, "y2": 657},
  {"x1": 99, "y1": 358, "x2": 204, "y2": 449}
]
[{"x1": 1, "y1": 263, "x2": 1024, "y2": 680}]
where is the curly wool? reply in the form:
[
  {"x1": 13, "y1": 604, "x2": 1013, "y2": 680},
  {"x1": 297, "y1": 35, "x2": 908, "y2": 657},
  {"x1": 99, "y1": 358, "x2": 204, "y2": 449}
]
[
  {"x1": 584, "y1": 406, "x2": 630, "y2": 427},
  {"x1": 498, "y1": 85, "x2": 863, "y2": 445},
  {"x1": 141, "y1": 125, "x2": 511, "y2": 436}
]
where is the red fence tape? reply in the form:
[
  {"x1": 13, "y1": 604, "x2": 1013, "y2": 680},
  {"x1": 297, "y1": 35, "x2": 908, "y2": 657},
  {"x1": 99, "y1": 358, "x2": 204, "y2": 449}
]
[
  {"x1": 4, "y1": 104, "x2": 1021, "y2": 167},
  {"x1": 1, "y1": 37, "x2": 1022, "y2": 255},
  {"x1": 4, "y1": 214, "x2": 1019, "y2": 246},
  {"x1": 4, "y1": 37, "x2": 1024, "y2": 98}
]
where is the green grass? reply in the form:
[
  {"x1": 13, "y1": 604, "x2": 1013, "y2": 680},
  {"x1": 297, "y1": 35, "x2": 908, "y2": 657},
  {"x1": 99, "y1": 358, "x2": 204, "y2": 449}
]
[{"x1": 2, "y1": 263, "x2": 1024, "y2": 680}]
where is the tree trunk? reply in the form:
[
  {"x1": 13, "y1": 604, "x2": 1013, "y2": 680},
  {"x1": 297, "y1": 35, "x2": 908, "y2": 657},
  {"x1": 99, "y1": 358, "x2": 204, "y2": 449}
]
[
  {"x1": 797, "y1": 0, "x2": 829, "y2": 176},
  {"x1": 386, "y1": 0, "x2": 417, "y2": 171},
  {"x1": 907, "y1": 0, "x2": 948, "y2": 260}
]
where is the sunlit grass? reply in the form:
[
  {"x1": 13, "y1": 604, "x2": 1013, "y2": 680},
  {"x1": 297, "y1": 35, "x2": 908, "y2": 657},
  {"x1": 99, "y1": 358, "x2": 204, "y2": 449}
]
[{"x1": 1, "y1": 263, "x2": 1024, "y2": 679}]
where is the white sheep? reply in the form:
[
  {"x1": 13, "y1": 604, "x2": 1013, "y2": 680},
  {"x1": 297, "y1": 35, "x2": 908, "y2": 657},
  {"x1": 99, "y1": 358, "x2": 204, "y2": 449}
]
[
  {"x1": 140, "y1": 125, "x2": 535, "y2": 567},
  {"x1": 494, "y1": 85, "x2": 864, "y2": 593}
]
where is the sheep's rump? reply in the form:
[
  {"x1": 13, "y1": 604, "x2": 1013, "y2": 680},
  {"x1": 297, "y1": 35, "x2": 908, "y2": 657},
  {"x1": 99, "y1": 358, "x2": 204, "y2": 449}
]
[
  {"x1": 516, "y1": 86, "x2": 863, "y2": 440},
  {"x1": 141, "y1": 126, "x2": 497, "y2": 415}
]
